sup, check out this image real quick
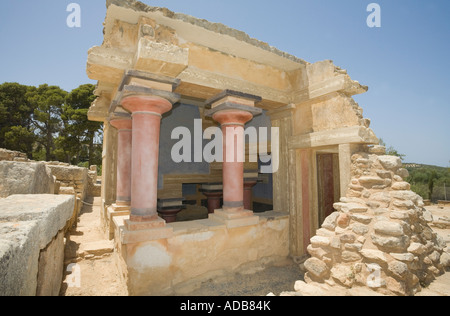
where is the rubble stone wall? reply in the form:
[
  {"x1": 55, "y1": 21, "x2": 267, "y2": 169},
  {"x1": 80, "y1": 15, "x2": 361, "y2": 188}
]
[{"x1": 298, "y1": 146, "x2": 450, "y2": 296}]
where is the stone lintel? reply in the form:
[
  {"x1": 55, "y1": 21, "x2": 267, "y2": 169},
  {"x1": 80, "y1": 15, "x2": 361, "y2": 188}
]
[
  {"x1": 204, "y1": 102, "x2": 263, "y2": 118},
  {"x1": 289, "y1": 126, "x2": 379, "y2": 149}
]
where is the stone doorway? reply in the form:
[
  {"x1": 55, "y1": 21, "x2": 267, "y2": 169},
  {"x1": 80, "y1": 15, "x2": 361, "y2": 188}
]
[{"x1": 317, "y1": 153, "x2": 341, "y2": 226}]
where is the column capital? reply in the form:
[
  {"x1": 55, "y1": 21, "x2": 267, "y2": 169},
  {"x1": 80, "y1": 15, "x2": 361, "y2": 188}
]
[
  {"x1": 204, "y1": 89, "x2": 263, "y2": 122},
  {"x1": 121, "y1": 94, "x2": 174, "y2": 115},
  {"x1": 110, "y1": 69, "x2": 181, "y2": 115},
  {"x1": 110, "y1": 117, "x2": 132, "y2": 130}
]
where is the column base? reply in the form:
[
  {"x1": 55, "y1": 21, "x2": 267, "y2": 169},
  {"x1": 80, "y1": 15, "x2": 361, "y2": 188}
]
[
  {"x1": 114, "y1": 216, "x2": 173, "y2": 244},
  {"x1": 201, "y1": 190, "x2": 223, "y2": 214},
  {"x1": 158, "y1": 208, "x2": 183, "y2": 223},
  {"x1": 112, "y1": 203, "x2": 131, "y2": 212},
  {"x1": 125, "y1": 216, "x2": 167, "y2": 231},
  {"x1": 115, "y1": 218, "x2": 174, "y2": 245},
  {"x1": 107, "y1": 205, "x2": 131, "y2": 240},
  {"x1": 209, "y1": 209, "x2": 259, "y2": 228}
]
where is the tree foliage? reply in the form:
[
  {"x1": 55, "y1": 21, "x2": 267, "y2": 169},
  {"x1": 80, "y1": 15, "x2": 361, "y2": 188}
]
[
  {"x1": 0, "y1": 82, "x2": 103, "y2": 166},
  {"x1": 378, "y1": 138, "x2": 406, "y2": 161},
  {"x1": 0, "y1": 82, "x2": 36, "y2": 156},
  {"x1": 407, "y1": 165, "x2": 450, "y2": 202}
]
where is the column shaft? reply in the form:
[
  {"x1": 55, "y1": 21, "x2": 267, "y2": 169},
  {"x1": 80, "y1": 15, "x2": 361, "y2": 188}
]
[
  {"x1": 213, "y1": 110, "x2": 253, "y2": 213},
  {"x1": 122, "y1": 95, "x2": 172, "y2": 222},
  {"x1": 110, "y1": 119, "x2": 132, "y2": 206}
]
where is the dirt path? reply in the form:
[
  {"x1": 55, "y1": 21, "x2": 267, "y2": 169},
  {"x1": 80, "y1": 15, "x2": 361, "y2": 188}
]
[{"x1": 60, "y1": 197, "x2": 128, "y2": 296}]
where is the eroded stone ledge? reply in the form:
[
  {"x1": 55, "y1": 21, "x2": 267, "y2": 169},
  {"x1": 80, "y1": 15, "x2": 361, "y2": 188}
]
[{"x1": 0, "y1": 195, "x2": 75, "y2": 296}]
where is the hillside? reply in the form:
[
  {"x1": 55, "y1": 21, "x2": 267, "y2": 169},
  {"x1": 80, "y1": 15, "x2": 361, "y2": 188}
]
[{"x1": 404, "y1": 162, "x2": 450, "y2": 202}]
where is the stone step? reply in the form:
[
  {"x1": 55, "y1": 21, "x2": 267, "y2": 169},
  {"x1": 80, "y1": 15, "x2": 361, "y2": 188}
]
[{"x1": 78, "y1": 240, "x2": 114, "y2": 258}]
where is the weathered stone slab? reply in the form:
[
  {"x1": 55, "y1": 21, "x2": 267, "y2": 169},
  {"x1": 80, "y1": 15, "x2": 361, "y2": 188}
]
[
  {"x1": 0, "y1": 195, "x2": 75, "y2": 296},
  {"x1": 0, "y1": 162, "x2": 55, "y2": 198}
]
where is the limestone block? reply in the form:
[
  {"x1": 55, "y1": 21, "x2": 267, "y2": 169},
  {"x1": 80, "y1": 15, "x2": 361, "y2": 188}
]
[
  {"x1": 378, "y1": 156, "x2": 402, "y2": 170},
  {"x1": 307, "y1": 245, "x2": 329, "y2": 260},
  {"x1": 369, "y1": 146, "x2": 386, "y2": 155},
  {"x1": 341, "y1": 251, "x2": 362, "y2": 262},
  {"x1": 390, "y1": 253, "x2": 414, "y2": 262},
  {"x1": 385, "y1": 277, "x2": 406, "y2": 296},
  {"x1": 352, "y1": 223, "x2": 369, "y2": 235},
  {"x1": 46, "y1": 165, "x2": 88, "y2": 182},
  {"x1": 374, "y1": 221, "x2": 405, "y2": 237},
  {"x1": 396, "y1": 168, "x2": 409, "y2": 180},
  {"x1": 371, "y1": 234, "x2": 410, "y2": 252},
  {"x1": 36, "y1": 231, "x2": 65, "y2": 296},
  {"x1": 0, "y1": 195, "x2": 75, "y2": 296},
  {"x1": 321, "y1": 212, "x2": 340, "y2": 231},
  {"x1": 331, "y1": 265, "x2": 355, "y2": 288},
  {"x1": 440, "y1": 252, "x2": 450, "y2": 268},
  {"x1": 134, "y1": 38, "x2": 189, "y2": 77},
  {"x1": 310, "y1": 236, "x2": 330, "y2": 248},
  {"x1": 340, "y1": 234, "x2": 356, "y2": 244},
  {"x1": 0, "y1": 162, "x2": 55, "y2": 198},
  {"x1": 358, "y1": 176, "x2": 386, "y2": 188},
  {"x1": 360, "y1": 249, "x2": 388, "y2": 264},
  {"x1": 59, "y1": 186, "x2": 76, "y2": 195},
  {"x1": 304, "y1": 258, "x2": 329, "y2": 279},
  {"x1": 333, "y1": 202, "x2": 368, "y2": 214},
  {"x1": 337, "y1": 213, "x2": 351, "y2": 228},
  {"x1": 351, "y1": 214, "x2": 373, "y2": 224},
  {"x1": 392, "y1": 182, "x2": 411, "y2": 191},
  {"x1": 407, "y1": 243, "x2": 426, "y2": 256},
  {"x1": 0, "y1": 148, "x2": 27, "y2": 161}
]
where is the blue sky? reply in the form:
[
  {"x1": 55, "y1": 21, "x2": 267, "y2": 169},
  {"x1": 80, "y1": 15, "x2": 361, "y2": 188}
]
[{"x1": 0, "y1": 0, "x2": 449, "y2": 167}]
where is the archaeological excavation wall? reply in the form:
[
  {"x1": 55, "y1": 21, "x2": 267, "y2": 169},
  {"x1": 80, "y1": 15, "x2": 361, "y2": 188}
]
[
  {"x1": 0, "y1": 195, "x2": 75, "y2": 296},
  {"x1": 0, "y1": 148, "x2": 101, "y2": 296}
]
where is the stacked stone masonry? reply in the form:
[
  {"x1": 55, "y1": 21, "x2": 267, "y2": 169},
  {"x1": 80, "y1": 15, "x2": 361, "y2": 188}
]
[{"x1": 300, "y1": 145, "x2": 450, "y2": 296}]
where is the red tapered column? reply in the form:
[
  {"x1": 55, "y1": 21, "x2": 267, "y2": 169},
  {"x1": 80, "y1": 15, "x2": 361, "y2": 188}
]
[
  {"x1": 204, "y1": 90, "x2": 263, "y2": 227},
  {"x1": 122, "y1": 95, "x2": 172, "y2": 223},
  {"x1": 213, "y1": 110, "x2": 253, "y2": 213},
  {"x1": 110, "y1": 118, "x2": 132, "y2": 207}
]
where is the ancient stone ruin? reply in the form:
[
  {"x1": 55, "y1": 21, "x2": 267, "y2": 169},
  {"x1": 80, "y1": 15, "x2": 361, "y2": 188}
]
[
  {"x1": 0, "y1": 148, "x2": 101, "y2": 295},
  {"x1": 1, "y1": 0, "x2": 448, "y2": 296},
  {"x1": 295, "y1": 145, "x2": 450, "y2": 296}
]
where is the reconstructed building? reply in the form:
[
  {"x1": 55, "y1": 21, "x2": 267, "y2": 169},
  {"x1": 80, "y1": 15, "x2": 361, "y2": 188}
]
[{"x1": 86, "y1": 0, "x2": 448, "y2": 295}]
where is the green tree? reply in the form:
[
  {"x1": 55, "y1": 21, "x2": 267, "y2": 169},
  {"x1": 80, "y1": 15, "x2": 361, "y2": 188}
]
[
  {"x1": 63, "y1": 84, "x2": 103, "y2": 166},
  {"x1": 378, "y1": 139, "x2": 406, "y2": 161},
  {"x1": 0, "y1": 82, "x2": 36, "y2": 156},
  {"x1": 4, "y1": 126, "x2": 36, "y2": 154},
  {"x1": 28, "y1": 84, "x2": 67, "y2": 161},
  {"x1": 427, "y1": 170, "x2": 438, "y2": 201}
]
